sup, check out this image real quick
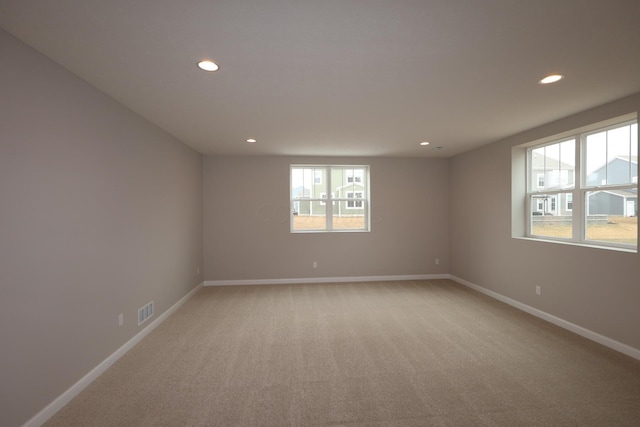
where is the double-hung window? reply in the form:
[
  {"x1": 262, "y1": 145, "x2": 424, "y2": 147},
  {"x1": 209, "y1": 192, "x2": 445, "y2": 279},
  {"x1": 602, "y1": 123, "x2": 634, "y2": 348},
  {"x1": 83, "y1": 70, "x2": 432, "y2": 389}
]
[
  {"x1": 525, "y1": 117, "x2": 637, "y2": 250},
  {"x1": 290, "y1": 165, "x2": 370, "y2": 232}
]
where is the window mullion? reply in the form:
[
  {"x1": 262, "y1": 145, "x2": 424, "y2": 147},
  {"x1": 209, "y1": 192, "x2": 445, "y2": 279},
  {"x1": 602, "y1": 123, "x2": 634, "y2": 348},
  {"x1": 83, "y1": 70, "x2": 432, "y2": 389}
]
[
  {"x1": 573, "y1": 134, "x2": 583, "y2": 242},
  {"x1": 326, "y1": 167, "x2": 333, "y2": 230}
]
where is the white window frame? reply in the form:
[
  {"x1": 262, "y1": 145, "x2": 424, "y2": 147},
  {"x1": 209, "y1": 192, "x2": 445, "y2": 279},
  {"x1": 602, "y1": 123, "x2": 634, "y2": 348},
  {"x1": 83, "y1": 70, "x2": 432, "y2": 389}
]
[
  {"x1": 522, "y1": 115, "x2": 637, "y2": 251},
  {"x1": 290, "y1": 165, "x2": 370, "y2": 233}
]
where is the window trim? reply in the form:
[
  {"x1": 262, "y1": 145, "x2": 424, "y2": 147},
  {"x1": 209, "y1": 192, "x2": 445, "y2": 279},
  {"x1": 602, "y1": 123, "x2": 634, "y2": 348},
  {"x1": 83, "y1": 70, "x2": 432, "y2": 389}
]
[
  {"x1": 520, "y1": 114, "x2": 637, "y2": 252},
  {"x1": 290, "y1": 165, "x2": 370, "y2": 233}
]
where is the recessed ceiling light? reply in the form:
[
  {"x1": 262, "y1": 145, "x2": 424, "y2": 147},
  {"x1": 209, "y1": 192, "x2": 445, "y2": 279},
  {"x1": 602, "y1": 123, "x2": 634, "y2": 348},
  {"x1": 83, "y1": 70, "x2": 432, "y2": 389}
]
[
  {"x1": 539, "y1": 74, "x2": 564, "y2": 84},
  {"x1": 420, "y1": 141, "x2": 430, "y2": 146},
  {"x1": 197, "y1": 60, "x2": 219, "y2": 72},
  {"x1": 246, "y1": 138, "x2": 257, "y2": 143}
]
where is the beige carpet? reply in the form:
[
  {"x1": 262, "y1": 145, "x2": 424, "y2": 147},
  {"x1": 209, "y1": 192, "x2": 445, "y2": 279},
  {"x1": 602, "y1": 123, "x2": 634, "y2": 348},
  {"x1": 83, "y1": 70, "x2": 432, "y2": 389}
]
[{"x1": 46, "y1": 280, "x2": 640, "y2": 426}]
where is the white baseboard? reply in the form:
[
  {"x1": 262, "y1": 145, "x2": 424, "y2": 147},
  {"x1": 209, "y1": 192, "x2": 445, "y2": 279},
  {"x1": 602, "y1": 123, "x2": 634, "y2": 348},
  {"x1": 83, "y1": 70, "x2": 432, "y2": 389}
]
[
  {"x1": 449, "y1": 275, "x2": 640, "y2": 361},
  {"x1": 23, "y1": 282, "x2": 204, "y2": 427},
  {"x1": 205, "y1": 274, "x2": 449, "y2": 287}
]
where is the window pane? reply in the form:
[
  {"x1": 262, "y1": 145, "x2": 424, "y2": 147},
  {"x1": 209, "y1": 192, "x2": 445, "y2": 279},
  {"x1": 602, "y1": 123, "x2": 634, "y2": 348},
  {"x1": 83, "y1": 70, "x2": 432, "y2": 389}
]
[
  {"x1": 531, "y1": 147, "x2": 546, "y2": 190},
  {"x1": 310, "y1": 168, "x2": 326, "y2": 197},
  {"x1": 530, "y1": 194, "x2": 573, "y2": 239},
  {"x1": 292, "y1": 201, "x2": 326, "y2": 231},
  {"x1": 586, "y1": 191, "x2": 638, "y2": 245},
  {"x1": 530, "y1": 140, "x2": 574, "y2": 191},
  {"x1": 585, "y1": 123, "x2": 636, "y2": 187},
  {"x1": 546, "y1": 143, "x2": 561, "y2": 188},
  {"x1": 607, "y1": 125, "x2": 633, "y2": 185},
  {"x1": 585, "y1": 130, "x2": 607, "y2": 186},
  {"x1": 560, "y1": 139, "x2": 575, "y2": 187}
]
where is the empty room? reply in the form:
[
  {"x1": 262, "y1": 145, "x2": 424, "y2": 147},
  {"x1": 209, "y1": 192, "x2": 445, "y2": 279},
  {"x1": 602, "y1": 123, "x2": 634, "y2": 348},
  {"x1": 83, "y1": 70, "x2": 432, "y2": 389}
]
[{"x1": 1, "y1": 1, "x2": 640, "y2": 426}]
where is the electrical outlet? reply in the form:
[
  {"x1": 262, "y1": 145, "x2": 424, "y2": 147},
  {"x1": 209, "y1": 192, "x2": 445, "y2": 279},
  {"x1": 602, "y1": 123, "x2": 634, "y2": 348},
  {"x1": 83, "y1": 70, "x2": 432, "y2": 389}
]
[
  {"x1": 196, "y1": 267, "x2": 200, "y2": 275},
  {"x1": 536, "y1": 286, "x2": 541, "y2": 296},
  {"x1": 435, "y1": 258, "x2": 440, "y2": 265},
  {"x1": 313, "y1": 261, "x2": 318, "y2": 268},
  {"x1": 118, "y1": 313, "x2": 124, "y2": 327}
]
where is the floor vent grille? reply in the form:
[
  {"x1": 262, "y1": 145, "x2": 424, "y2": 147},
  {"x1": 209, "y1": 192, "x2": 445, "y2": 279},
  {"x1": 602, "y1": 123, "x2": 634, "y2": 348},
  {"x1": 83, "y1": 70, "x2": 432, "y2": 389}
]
[{"x1": 138, "y1": 301, "x2": 154, "y2": 326}]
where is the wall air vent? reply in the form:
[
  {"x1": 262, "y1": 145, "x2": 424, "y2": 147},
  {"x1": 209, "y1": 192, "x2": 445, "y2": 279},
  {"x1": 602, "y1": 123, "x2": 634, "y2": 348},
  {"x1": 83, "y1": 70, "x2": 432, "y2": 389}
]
[{"x1": 138, "y1": 301, "x2": 154, "y2": 326}]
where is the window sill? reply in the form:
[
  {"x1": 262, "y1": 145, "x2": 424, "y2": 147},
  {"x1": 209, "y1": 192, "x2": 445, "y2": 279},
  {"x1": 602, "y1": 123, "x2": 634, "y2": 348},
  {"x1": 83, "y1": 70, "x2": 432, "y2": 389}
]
[
  {"x1": 291, "y1": 229, "x2": 370, "y2": 234},
  {"x1": 512, "y1": 236, "x2": 637, "y2": 254}
]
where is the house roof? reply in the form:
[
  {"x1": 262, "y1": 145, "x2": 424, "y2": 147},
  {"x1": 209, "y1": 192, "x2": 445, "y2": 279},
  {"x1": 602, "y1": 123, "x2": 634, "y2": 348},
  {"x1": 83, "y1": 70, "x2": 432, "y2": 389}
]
[
  {"x1": 531, "y1": 153, "x2": 574, "y2": 171},
  {"x1": 617, "y1": 156, "x2": 638, "y2": 164},
  {"x1": 593, "y1": 189, "x2": 638, "y2": 199},
  {"x1": 1, "y1": 1, "x2": 640, "y2": 158},
  {"x1": 589, "y1": 155, "x2": 639, "y2": 176}
]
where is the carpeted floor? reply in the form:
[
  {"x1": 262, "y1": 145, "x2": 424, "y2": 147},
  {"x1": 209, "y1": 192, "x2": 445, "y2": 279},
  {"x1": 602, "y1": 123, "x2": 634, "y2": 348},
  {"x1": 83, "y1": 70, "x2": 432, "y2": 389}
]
[{"x1": 46, "y1": 279, "x2": 640, "y2": 426}]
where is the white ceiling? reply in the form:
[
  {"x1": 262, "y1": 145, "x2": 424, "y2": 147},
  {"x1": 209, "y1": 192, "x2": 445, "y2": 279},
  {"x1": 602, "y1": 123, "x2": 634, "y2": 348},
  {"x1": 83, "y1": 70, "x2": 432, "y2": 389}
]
[{"x1": 1, "y1": 0, "x2": 640, "y2": 157}]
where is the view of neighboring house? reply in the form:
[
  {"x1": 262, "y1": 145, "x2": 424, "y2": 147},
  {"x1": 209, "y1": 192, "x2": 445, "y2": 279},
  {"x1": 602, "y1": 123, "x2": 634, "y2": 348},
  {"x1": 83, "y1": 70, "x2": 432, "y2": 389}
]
[
  {"x1": 530, "y1": 152, "x2": 575, "y2": 217},
  {"x1": 531, "y1": 154, "x2": 638, "y2": 218},
  {"x1": 587, "y1": 156, "x2": 638, "y2": 217},
  {"x1": 292, "y1": 167, "x2": 366, "y2": 217}
]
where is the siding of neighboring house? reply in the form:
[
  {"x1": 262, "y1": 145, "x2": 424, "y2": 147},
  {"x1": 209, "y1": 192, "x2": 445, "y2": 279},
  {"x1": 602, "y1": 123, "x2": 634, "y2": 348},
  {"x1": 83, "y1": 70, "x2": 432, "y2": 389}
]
[
  {"x1": 586, "y1": 156, "x2": 638, "y2": 216},
  {"x1": 589, "y1": 190, "x2": 638, "y2": 216}
]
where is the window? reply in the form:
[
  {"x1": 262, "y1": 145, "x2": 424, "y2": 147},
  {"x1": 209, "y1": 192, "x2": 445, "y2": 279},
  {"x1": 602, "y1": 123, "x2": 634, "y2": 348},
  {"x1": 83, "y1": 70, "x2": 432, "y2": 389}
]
[
  {"x1": 523, "y1": 117, "x2": 637, "y2": 250},
  {"x1": 290, "y1": 165, "x2": 370, "y2": 232}
]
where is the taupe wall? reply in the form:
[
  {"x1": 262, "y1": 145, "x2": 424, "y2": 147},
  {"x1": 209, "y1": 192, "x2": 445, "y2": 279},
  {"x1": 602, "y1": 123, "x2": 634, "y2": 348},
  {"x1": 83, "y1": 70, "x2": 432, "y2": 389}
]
[
  {"x1": 204, "y1": 156, "x2": 450, "y2": 281},
  {"x1": 0, "y1": 30, "x2": 203, "y2": 426},
  {"x1": 450, "y1": 92, "x2": 640, "y2": 351}
]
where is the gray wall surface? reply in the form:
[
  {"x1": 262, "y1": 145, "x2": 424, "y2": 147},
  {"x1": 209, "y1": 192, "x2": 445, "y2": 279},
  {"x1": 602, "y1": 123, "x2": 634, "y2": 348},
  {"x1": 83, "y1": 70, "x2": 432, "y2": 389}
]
[
  {"x1": 450, "y1": 92, "x2": 640, "y2": 352},
  {"x1": 204, "y1": 156, "x2": 450, "y2": 281},
  {"x1": 0, "y1": 30, "x2": 203, "y2": 426}
]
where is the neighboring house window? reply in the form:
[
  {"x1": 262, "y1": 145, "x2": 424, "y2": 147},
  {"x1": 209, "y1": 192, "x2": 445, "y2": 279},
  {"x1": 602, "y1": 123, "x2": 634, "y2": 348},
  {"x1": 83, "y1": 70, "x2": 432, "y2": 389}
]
[
  {"x1": 347, "y1": 169, "x2": 363, "y2": 183},
  {"x1": 521, "y1": 117, "x2": 637, "y2": 250},
  {"x1": 290, "y1": 165, "x2": 370, "y2": 232},
  {"x1": 346, "y1": 191, "x2": 364, "y2": 208},
  {"x1": 319, "y1": 192, "x2": 335, "y2": 205}
]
